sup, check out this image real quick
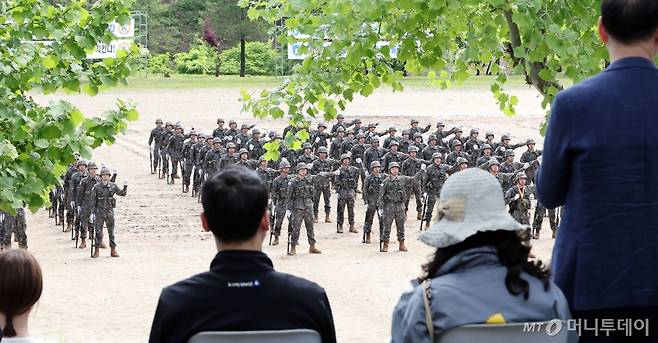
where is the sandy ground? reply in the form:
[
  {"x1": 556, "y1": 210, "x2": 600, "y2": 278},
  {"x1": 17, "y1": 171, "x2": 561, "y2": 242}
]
[{"x1": 23, "y1": 82, "x2": 557, "y2": 343}]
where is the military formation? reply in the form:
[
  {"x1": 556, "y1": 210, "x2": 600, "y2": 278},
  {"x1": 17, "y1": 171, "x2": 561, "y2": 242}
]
[{"x1": 148, "y1": 115, "x2": 557, "y2": 256}]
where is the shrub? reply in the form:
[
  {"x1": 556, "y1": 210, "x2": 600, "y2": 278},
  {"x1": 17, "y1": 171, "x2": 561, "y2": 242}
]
[
  {"x1": 148, "y1": 52, "x2": 174, "y2": 77},
  {"x1": 219, "y1": 41, "x2": 282, "y2": 76},
  {"x1": 174, "y1": 42, "x2": 219, "y2": 75}
]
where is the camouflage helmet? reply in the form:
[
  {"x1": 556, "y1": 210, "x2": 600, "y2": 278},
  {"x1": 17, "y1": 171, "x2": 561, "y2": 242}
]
[
  {"x1": 303, "y1": 142, "x2": 312, "y2": 150},
  {"x1": 488, "y1": 157, "x2": 501, "y2": 167},
  {"x1": 501, "y1": 134, "x2": 511, "y2": 141},
  {"x1": 367, "y1": 123, "x2": 377, "y2": 129},
  {"x1": 340, "y1": 153, "x2": 351, "y2": 161},
  {"x1": 470, "y1": 128, "x2": 479, "y2": 135},
  {"x1": 526, "y1": 138, "x2": 536, "y2": 145},
  {"x1": 175, "y1": 123, "x2": 182, "y2": 129},
  {"x1": 252, "y1": 128, "x2": 260, "y2": 135},
  {"x1": 408, "y1": 145, "x2": 419, "y2": 153},
  {"x1": 279, "y1": 158, "x2": 291, "y2": 169},
  {"x1": 337, "y1": 114, "x2": 345, "y2": 119},
  {"x1": 296, "y1": 162, "x2": 309, "y2": 171},
  {"x1": 100, "y1": 167, "x2": 111, "y2": 176},
  {"x1": 258, "y1": 156, "x2": 267, "y2": 163},
  {"x1": 454, "y1": 127, "x2": 463, "y2": 133},
  {"x1": 388, "y1": 126, "x2": 397, "y2": 133},
  {"x1": 389, "y1": 140, "x2": 399, "y2": 147},
  {"x1": 213, "y1": 137, "x2": 222, "y2": 144},
  {"x1": 388, "y1": 162, "x2": 400, "y2": 170},
  {"x1": 432, "y1": 152, "x2": 443, "y2": 161},
  {"x1": 318, "y1": 146, "x2": 329, "y2": 154},
  {"x1": 318, "y1": 122, "x2": 327, "y2": 129},
  {"x1": 229, "y1": 120, "x2": 237, "y2": 126},
  {"x1": 451, "y1": 139, "x2": 462, "y2": 147},
  {"x1": 504, "y1": 149, "x2": 515, "y2": 157},
  {"x1": 165, "y1": 121, "x2": 173, "y2": 127},
  {"x1": 87, "y1": 161, "x2": 98, "y2": 169},
  {"x1": 238, "y1": 148, "x2": 248, "y2": 155},
  {"x1": 356, "y1": 133, "x2": 366, "y2": 139},
  {"x1": 436, "y1": 121, "x2": 445, "y2": 128},
  {"x1": 226, "y1": 142, "x2": 236, "y2": 149},
  {"x1": 354, "y1": 117, "x2": 362, "y2": 124},
  {"x1": 370, "y1": 160, "x2": 381, "y2": 169},
  {"x1": 482, "y1": 143, "x2": 493, "y2": 150},
  {"x1": 402, "y1": 129, "x2": 410, "y2": 136},
  {"x1": 456, "y1": 157, "x2": 469, "y2": 165},
  {"x1": 197, "y1": 133, "x2": 205, "y2": 139},
  {"x1": 241, "y1": 124, "x2": 250, "y2": 130},
  {"x1": 515, "y1": 171, "x2": 527, "y2": 181},
  {"x1": 428, "y1": 134, "x2": 438, "y2": 142},
  {"x1": 486, "y1": 132, "x2": 495, "y2": 139},
  {"x1": 76, "y1": 159, "x2": 87, "y2": 167},
  {"x1": 336, "y1": 126, "x2": 345, "y2": 133},
  {"x1": 370, "y1": 135, "x2": 380, "y2": 143},
  {"x1": 189, "y1": 130, "x2": 197, "y2": 136},
  {"x1": 410, "y1": 118, "x2": 419, "y2": 124},
  {"x1": 413, "y1": 132, "x2": 423, "y2": 139},
  {"x1": 217, "y1": 118, "x2": 224, "y2": 124},
  {"x1": 155, "y1": 118, "x2": 163, "y2": 124}
]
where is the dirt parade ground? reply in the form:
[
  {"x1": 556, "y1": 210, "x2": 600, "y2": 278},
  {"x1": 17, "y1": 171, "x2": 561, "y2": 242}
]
[{"x1": 25, "y1": 80, "x2": 556, "y2": 343}]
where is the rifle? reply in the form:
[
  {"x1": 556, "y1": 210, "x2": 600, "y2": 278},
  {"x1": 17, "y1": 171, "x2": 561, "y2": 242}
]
[
  {"x1": 269, "y1": 200, "x2": 276, "y2": 245},
  {"x1": 90, "y1": 213, "x2": 95, "y2": 258},
  {"x1": 75, "y1": 206, "x2": 80, "y2": 248},
  {"x1": 70, "y1": 201, "x2": 75, "y2": 239},
  {"x1": 419, "y1": 193, "x2": 429, "y2": 231},
  {"x1": 149, "y1": 146, "x2": 153, "y2": 174},
  {"x1": 180, "y1": 160, "x2": 185, "y2": 192},
  {"x1": 58, "y1": 191, "x2": 65, "y2": 229},
  {"x1": 377, "y1": 207, "x2": 384, "y2": 252},
  {"x1": 286, "y1": 211, "x2": 293, "y2": 255}
]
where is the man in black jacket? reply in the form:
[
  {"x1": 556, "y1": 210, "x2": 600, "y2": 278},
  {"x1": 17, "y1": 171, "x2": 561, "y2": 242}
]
[{"x1": 148, "y1": 165, "x2": 336, "y2": 343}]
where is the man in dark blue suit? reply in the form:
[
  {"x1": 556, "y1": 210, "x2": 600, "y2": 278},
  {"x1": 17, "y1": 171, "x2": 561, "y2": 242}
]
[
  {"x1": 537, "y1": 0, "x2": 658, "y2": 341},
  {"x1": 148, "y1": 165, "x2": 336, "y2": 343}
]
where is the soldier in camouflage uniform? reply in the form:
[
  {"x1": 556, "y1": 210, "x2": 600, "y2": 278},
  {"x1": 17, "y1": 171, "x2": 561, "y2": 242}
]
[
  {"x1": 148, "y1": 119, "x2": 166, "y2": 174},
  {"x1": 311, "y1": 122, "x2": 333, "y2": 153},
  {"x1": 212, "y1": 118, "x2": 225, "y2": 139},
  {"x1": 219, "y1": 142, "x2": 238, "y2": 169},
  {"x1": 452, "y1": 127, "x2": 468, "y2": 145},
  {"x1": 520, "y1": 138, "x2": 542, "y2": 184},
  {"x1": 160, "y1": 122, "x2": 174, "y2": 179},
  {"x1": 445, "y1": 139, "x2": 471, "y2": 166},
  {"x1": 484, "y1": 132, "x2": 499, "y2": 152},
  {"x1": 76, "y1": 161, "x2": 100, "y2": 249},
  {"x1": 69, "y1": 159, "x2": 88, "y2": 239},
  {"x1": 247, "y1": 128, "x2": 265, "y2": 159},
  {"x1": 349, "y1": 117, "x2": 364, "y2": 136},
  {"x1": 411, "y1": 132, "x2": 426, "y2": 152},
  {"x1": 297, "y1": 142, "x2": 317, "y2": 166},
  {"x1": 505, "y1": 172, "x2": 534, "y2": 246},
  {"x1": 433, "y1": 121, "x2": 457, "y2": 151},
  {"x1": 422, "y1": 153, "x2": 449, "y2": 229},
  {"x1": 236, "y1": 148, "x2": 257, "y2": 169},
  {"x1": 381, "y1": 140, "x2": 408, "y2": 171},
  {"x1": 401, "y1": 146, "x2": 427, "y2": 220},
  {"x1": 486, "y1": 157, "x2": 516, "y2": 191},
  {"x1": 0, "y1": 208, "x2": 27, "y2": 250},
  {"x1": 500, "y1": 149, "x2": 527, "y2": 174},
  {"x1": 377, "y1": 162, "x2": 415, "y2": 252},
  {"x1": 310, "y1": 147, "x2": 338, "y2": 223},
  {"x1": 329, "y1": 127, "x2": 346, "y2": 160},
  {"x1": 181, "y1": 131, "x2": 198, "y2": 193},
  {"x1": 62, "y1": 161, "x2": 79, "y2": 231},
  {"x1": 476, "y1": 144, "x2": 496, "y2": 168},
  {"x1": 364, "y1": 136, "x2": 385, "y2": 170},
  {"x1": 420, "y1": 134, "x2": 441, "y2": 161},
  {"x1": 399, "y1": 130, "x2": 412, "y2": 154},
  {"x1": 383, "y1": 127, "x2": 399, "y2": 149},
  {"x1": 495, "y1": 134, "x2": 525, "y2": 158},
  {"x1": 270, "y1": 159, "x2": 292, "y2": 245},
  {"x1": 409, "y1": 118, "x2": 431, "y2": 137},
  {"x1": 191, "y1": 134, "x2": 208, "y2": 195},
  {"x1": 166, "y1": 124, "x2": 185, "y2": 183},
  {"x1": 331, "y1": 114, "x2": 355, "y2": 134},
  {"x1": 362, "y1": 161, "x2": 386, "y2": 244},
  {"x1": 234, "y1": 124, "x2": 252, "y2": 150},
  {"x1": 286, "y1": 163, "x2": 330, "y2": 255},
  {"x1": 255, "y1": 157, "x2": 278, "y2": 192},
  {"x1": 340, "y1": 130, "x2": 356, "y2": 157},
  {"x1": 204, "y1": 138, "x2": 224, "y2": 178},
  {"x1": 224, "y1": 120, "x2": 239, "y2": 141},
  {"x1": 335, "y1": 154, "x2": 360, "y2": 233},
  {"x1": 464, "y1": 128, "x2": 484, "y2": 162},
  {"x1": 91, "y1": 167, "x2": 127, "y2": 258}
]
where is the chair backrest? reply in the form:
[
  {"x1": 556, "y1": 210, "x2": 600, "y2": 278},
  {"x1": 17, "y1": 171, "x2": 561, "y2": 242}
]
[
  {"x1": 438, "y1": 321, "x2": 578, "y2": 343},
  {"x1": 188, "y1": 329, "x2": 321, "y2": 343}
]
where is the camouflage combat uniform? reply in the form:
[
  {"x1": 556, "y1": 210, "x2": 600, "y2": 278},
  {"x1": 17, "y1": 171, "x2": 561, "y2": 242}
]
[
  {"x1": 167, "y1": 128, "x2": 185, "y2": 179},
  {"x1": 271, "y1": 171, "x2": 292, "y2": 237},
  {"x1": 309, "y1": 151, "x2": 338, "y2": 220},
  {"x1": 91, "y1": 174, "x2": 127, "y2": 251},
  {"x1": 334, "y1": 158, "x2": 360, "y2": 230},
  {"x1": 363, "y1": 162, "x2": 386, "y2": 236},
  {"x1": 377, "y1": 163, "x2": 414, "y2": 246},
  {"x1": 77, "y1": 167, "x2": 100, "y2": 242},
  {"x1": 148, "y1": 122, "x2": 166, "y2": 172},
  {"x1": 0, "y1": 208, "x2": 27, "y2": 249},
  {"x1": 422, "y1": 157, "x2": 449, "y2": 223}
]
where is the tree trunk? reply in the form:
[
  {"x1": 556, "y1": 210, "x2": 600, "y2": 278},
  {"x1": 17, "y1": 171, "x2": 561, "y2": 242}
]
[{"x1": 240, "y1": 38, "x2": 246, "y2": 78}]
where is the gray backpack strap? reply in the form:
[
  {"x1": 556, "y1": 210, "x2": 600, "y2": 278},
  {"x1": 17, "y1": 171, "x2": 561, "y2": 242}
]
[{"x1": 422, "y1": 279, "x2": 434, "y2": 342}]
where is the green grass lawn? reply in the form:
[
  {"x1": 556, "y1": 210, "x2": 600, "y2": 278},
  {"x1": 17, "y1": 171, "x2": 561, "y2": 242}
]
[{"x1": 115, "y1": 73, "x2": 558, "y2": 92}]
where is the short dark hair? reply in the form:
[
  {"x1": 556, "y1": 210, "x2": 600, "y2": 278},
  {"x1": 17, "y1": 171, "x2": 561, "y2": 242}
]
[
  {"x1": 0, "y1": 249, "x2": 43, "y2": 337},
  {"x1": 201, "y1": 165, "x2": 268, "y2": 243},
  {"x1": 601, "y1": 0, "x2": 658, "y2": 44}
]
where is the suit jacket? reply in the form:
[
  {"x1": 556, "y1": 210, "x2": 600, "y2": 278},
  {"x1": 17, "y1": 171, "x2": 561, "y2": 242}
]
[
  {"x1": 148, "y1": 250, "x2": 336, "y2": 343},
  {"x1": 537, "y1": 57, "x2": 658, "y2": 311}
]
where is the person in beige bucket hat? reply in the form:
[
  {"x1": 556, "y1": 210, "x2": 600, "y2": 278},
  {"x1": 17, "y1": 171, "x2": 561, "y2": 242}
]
[{"x1": 391, "y1": 168, "x2": 570, "y2": 342}]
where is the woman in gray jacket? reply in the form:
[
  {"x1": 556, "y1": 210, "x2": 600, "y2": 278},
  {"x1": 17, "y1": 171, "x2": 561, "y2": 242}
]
[{"x1": 391, "y1": 168, "x2": 570, "y2": 342}]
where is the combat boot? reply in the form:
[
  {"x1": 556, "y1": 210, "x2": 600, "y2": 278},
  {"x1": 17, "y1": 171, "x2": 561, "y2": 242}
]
[
  {"x1": 183, "y1": 185, "x2": 189, "y2": 193},
  {"x1": 314, "y1": 213, "x2": 318, "y2": 223},
  {"x1": 382, "y1": 241, "x2": 389, "y2": 252},
  {"x1": 337, "y1": 224, "x2": 343, "y2": 233},
  {"x1": 99, "y1": 241, "x2": 108, "y2": 249},
  {"x1": 365, "y1": 232, "x2": 371, "y2": 244},
  {"x1": 551, "y1": 223, "x2": 557, "y2": 239},
  {"x1": 174, "y1": 174, "x2": 180, "y2": 179},
  {"x1": 64, "y1": 223, "x2": 72, "y2": 232},
  {"x1": 417, "y1": 211, "x2": 422, "y2": 221},
  {"x1": 288, "y1": 245, "x2": 297, "y2": 256},
  {"x1": 399, "y1": 240, "x2": 408, "y2": 252},
  {"x1": 79, "y1": 238, "x2": 87, "y2": 249},
  {"x1": 110, "y1": 248, "x2": 120, "y2": 257},
  {"x1": 324, "y1": 213, "x2": 332, "y2": 223},
  {"x1": 309, "y1": 244, "x2": 322, "y2": 254},
  {"x1": 533, "y1": 228, "x2": 540, "y2": 240},
  {"x1": 272, "y1": 235, "x2": 280, "y2": 246},
  {"x1": 424, "y1": 220, "x2": 430, "y2": 230},
  {"x1": 92, "y1": 247, "x2": 100, "y2": 258},
  {"x1": 72, "y1": 232, "x2": 78, "y2": 241},
  {"x1": 349, "y1": 224, "x2": 358, "y2": 233}
]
